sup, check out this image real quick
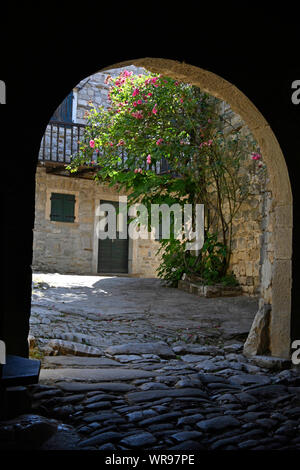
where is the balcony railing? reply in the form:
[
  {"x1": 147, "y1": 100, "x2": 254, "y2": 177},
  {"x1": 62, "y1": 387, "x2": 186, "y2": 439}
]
[
  {"x1": 39, "y1": 121, "x2": 86, "y2": 164},
  {"x1": 38, "y1": 121, "x2": 172, "y2": 175}
]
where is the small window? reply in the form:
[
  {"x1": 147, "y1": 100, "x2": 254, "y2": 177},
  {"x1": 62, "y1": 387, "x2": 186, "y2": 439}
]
[
  {"x1": 50, "y1": 91, "x2": 73, "y2": 123},
  {"x1": 50, "y1": 193, "x2": 75, "y2": 222}
]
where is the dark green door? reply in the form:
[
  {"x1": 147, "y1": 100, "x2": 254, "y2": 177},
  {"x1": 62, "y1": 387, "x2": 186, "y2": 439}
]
[{"x1": 97, "y1": 200, "x2": 128, "y2": 273}]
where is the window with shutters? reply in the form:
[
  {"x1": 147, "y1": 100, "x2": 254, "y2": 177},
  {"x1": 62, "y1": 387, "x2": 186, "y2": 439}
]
[
  {"x1": 50, "y1": 193, "x2": 76, "y2": 223},
  {"x1": 50, "y1": 91, "x2": 74, "y2": 123}
]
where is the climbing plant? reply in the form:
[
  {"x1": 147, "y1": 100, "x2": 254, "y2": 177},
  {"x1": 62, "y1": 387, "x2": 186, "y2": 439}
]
[{"x1": 68, "y1": 69, "x2": 265, "y2": 286}]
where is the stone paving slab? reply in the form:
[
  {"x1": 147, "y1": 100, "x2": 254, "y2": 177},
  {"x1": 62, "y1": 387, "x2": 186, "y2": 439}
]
[
  {"x1": 39, "y1": 367, "x2": 157, "y2": 383},
  {"x1": 105, "y1": 342, "x2": 175, "y2": 358},
  {"x1": 127, "y1": 388, "x2": 209, "y2": 403},
  {"x1": 55, "y1": 382, "x2": 135, "y2": 392},
  {"x1": 42, "y1": 356, "x2": 121, "y2": 368}
]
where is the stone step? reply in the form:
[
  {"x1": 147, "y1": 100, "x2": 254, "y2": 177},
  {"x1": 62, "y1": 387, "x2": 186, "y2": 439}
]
[{"x1": 39, "y1": 367, "x2": 157, "y2": 383}]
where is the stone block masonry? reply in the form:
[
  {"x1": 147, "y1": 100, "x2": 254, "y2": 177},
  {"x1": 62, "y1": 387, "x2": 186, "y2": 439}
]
[{"x1": 32, "y1": 167, "x2": 161, "y2": 277}]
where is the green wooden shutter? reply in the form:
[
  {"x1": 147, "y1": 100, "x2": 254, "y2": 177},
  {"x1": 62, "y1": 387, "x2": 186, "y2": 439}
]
[
  {"x1": 63, "y1": 194, "x2": 75, "y2": 222},
  {"x1": 50, "y1": 193, "x2": 64, "y2": 221},
  {"x1": 50, "y1": 193, "x2": 75, "y2": 222}
]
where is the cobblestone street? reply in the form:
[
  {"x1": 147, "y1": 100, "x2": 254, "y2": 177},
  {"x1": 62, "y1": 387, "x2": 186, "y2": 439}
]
[
  {"x1": 1, "y1": 273, "x2": 299, "y2": 451},
  {"x1": 30, "y1": 273, "x2": 258, "y2": 354}
]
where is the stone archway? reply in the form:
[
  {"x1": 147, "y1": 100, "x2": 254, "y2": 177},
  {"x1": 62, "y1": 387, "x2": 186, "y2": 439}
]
[{"x1": 100, "y1": 58, "x2": 293, "y2": 359}]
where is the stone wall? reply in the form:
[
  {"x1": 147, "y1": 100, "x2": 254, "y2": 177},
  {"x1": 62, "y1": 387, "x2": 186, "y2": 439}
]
[
  {"x1": 229, "y1": 189, "x2": 273, "y2": 295},
  {"x1": 75, "y1": 65, "x2": 146, "y2": 123},
  {"x1": 214, "y1": 102, "x2": 274, "y2": 296}
]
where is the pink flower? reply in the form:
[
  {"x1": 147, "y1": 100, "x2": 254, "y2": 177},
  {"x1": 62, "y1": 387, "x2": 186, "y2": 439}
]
[
  {"x1": 133, "y1": 101, "x2": 137, "y2": 107},
  {"x1": 123, "y1": 70, "x2": 132, "y2": 77},
  {"x1": 134, "y1": 168, "x2": 138, "y2": 174},
  {"x1": 137, "y1": 99, "x2": 143, "y2": 105},
  {"x1": 180, "y1": 98, "x2": 183, "y2": 103},
  {"x1": 147, "y1": 92, "x2": 152, "y2": 97},
  {"x1": 199, "y1": 140, "x2": 213, "y2": 149},
  {"x1": 132, "y1": 88, "x2": 139, "y2": 97},
  {"x1": 138, "y1": 168, "x2": 143, "y2": 173},
  {"x1": 152, "y1": 105, "x2": 158, "y2": 114},
  {"x1": 151, "y1": 77, "x2": 158, "y2": 84},
  {"x1": 131, "y1": 110, "x2": 143, "y2": 119},
  {"x1": 146, "y1": 154, "x2": 151, "y2": 164},
  {"x1": 251, "y1": 152, "x2": 261, "y2": 161},
  {"x1": 89, "y1": 140, "x2": 95, "y2": 148},
  {"x1": 156, "y1": 138, "x2": 164, "y2": 146}
]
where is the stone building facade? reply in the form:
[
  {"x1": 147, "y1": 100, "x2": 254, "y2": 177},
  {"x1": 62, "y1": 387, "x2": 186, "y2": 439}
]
[
  {"x1": 32, "y1": 65, "x2": 272, "y2": 295},
  {"x1": 33, "y1": 166, "x2": 161, "y2": 276}
]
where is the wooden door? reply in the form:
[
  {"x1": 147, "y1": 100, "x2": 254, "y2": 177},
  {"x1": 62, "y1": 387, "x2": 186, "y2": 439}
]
[{"x1": 97, "y1": 200, "x2": 128, "y2": 273}]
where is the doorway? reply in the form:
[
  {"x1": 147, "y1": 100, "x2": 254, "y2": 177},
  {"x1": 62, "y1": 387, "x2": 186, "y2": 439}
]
[{"x1": 97, "y1": 199, "x2": 129, "y2": 273}]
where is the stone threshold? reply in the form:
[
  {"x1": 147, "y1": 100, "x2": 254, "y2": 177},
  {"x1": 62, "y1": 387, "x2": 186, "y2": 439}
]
[{"x1": 178, "y1": 279, "x2": 243, "y2": 298}]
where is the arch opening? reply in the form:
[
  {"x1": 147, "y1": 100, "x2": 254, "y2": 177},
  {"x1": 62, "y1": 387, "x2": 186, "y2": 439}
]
[{"x1": 33, "y1": 58, "x2": 293, "y2": 360}]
